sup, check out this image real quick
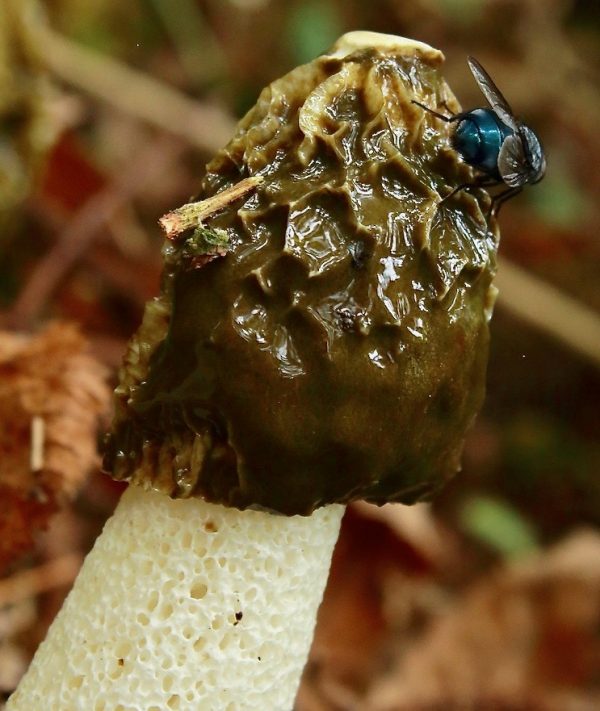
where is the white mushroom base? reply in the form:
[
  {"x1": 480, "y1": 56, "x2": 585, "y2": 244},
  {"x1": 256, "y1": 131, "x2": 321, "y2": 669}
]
[{"x1": 8, "y1": 486, "x2": 344, "y2": 711}]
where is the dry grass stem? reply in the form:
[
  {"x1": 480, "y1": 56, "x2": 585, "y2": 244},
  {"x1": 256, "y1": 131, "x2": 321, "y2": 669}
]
[{"x1": 29, "y1": 417, "x2": 44, "y2": 473}]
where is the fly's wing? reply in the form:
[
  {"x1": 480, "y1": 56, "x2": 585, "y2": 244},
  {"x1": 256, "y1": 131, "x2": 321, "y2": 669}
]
[
  {"x1": 497, "y1": 127, "x2": 544, "y2": 186},
  {"x1": 467, "y1": 57, "x2": 519, "y2": 131},
  {"x1": 520, "y1": 124, "x2": 546, "y2": 183}
]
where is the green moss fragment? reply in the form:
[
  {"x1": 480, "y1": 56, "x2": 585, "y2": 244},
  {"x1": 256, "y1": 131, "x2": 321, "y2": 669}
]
[{"x1": 182, "y1": 226, "x2": 229, "y2": 262}]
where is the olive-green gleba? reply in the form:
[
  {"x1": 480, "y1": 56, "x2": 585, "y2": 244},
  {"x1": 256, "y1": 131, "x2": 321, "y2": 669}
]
[{"x1": 104, "y1": 31, "x2": 498, "y2": 515}]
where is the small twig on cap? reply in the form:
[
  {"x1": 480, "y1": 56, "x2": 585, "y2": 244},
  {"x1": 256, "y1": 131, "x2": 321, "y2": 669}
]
[{"x1": 159, "y1": 175, "x2": 263, "y2": 240}]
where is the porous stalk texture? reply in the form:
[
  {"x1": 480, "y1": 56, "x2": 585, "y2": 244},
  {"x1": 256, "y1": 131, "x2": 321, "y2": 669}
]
[{"x1": 7, "y1": 486, "x2": 344, "y2": 710}]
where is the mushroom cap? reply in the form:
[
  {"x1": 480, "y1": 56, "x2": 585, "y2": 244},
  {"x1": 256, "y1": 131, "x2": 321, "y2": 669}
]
[{"x1": 104, "y1": 33, "x2": 498, "y2": 515}]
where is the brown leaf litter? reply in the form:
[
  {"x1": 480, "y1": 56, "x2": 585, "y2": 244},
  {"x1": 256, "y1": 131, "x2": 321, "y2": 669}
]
[
  {"x1": 0, "y1": 322, "x2": 110, "y2": 572},
  {"x1": 365, "y1": 529, "x2": 600, "y2": 711}
]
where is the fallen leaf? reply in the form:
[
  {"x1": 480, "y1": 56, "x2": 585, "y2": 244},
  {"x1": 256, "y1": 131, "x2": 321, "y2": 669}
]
[
  {"x1": 365, "y1": 530, "x2": 600, "y2": 711},
  {"x1": 0, "y1": 323, "x2": 110, "y2": 571}
]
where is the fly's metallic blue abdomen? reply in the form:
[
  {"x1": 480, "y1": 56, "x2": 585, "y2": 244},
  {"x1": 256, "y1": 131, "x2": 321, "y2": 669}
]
[{"x1": 452, "y1": 108, "x2": 513, "y2": 177}]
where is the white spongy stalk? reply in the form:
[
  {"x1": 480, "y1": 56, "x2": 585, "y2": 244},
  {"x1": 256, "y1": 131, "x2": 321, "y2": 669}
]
[{"x1": 8, "y1": 486, "x2": 344, "y2": 711}]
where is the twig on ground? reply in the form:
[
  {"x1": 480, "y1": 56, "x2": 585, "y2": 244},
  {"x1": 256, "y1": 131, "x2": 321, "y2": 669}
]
[
  {"x1": 148, "y1": 0, "x2": 227, "y2": 86},
  {"x1": 29, "y1": 417, "x2": 44, "y2": 473},
  {"x1": 6, "y1": 137, "x2": 184, "y2": 329},
  {"x1": 32, "y1": 26, "x2": 236, "y2": 152},
  {"x1": 495, "y1": 256, "x2": 600, "y2": 369},
  {"x1": 0, "y1": 554, "x2": 82, "y2": 607}
]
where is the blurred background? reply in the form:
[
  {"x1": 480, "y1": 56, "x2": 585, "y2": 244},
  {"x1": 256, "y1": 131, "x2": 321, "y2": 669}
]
[{"x1": 0, "y1": 0, "x2": 598, "y2": 709}]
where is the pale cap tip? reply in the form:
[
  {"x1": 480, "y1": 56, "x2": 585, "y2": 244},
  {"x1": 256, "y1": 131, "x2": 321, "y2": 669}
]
[{"x1": 328, "y1": 31, "x2": 444, "y2": 62}]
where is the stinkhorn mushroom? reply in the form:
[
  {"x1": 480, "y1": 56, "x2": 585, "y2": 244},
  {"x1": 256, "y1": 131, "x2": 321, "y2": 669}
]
[{"x1": 8, "y1": 31, "x2": 498, "y2": 710}]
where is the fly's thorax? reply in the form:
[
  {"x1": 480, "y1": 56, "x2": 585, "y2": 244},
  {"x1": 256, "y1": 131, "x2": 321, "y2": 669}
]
[{"x1": 452, "y1": 108, "x2": 513, "y2": 177}]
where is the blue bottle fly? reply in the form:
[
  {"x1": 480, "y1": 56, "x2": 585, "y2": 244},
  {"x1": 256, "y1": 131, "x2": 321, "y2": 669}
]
[{"x1": 413, "y1": 57, "x2": 546, "y2": 215}]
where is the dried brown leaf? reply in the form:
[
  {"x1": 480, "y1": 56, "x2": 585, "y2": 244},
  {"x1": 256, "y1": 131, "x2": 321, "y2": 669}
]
[
  {"x1": 0, "y1": 323, "x2": 110, "y2": 570},
  {"x1": 299, "y1": 505, "x2": 446, "y2": 710},
  {"x1": 352, "y1": 502, "x2": 460, "y2": 572},
  {"x1": 366, "y1": 530, "x2": 600, "y2": 711}
]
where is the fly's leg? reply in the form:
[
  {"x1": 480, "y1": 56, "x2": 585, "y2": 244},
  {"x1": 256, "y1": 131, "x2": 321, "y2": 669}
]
[
  {"x1": 439, "y1": 176, "x2": 499, "y2": 205},
  {"x1": 489, "y1": 186, "x2": 522, "y2": 217},
  {"x1": 441, "y1": 181, "x2": 521, "y2": 218},
  {"x1": 411, "y1": 100, "x2": 462, "y2": 123}
]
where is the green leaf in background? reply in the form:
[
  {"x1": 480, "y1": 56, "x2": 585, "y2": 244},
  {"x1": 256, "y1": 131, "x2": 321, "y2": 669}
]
[
  {"x1": 287, "y1": 0, "x2": 342, "y2": 66},
  {"x1": 59, "y1": 1, "x2": 162, "y2": 57},
  {"x1": 460, "y1": 495, "x2": 539, "y2": 559},
  {"x1": 529, "y1": 161, "x2": 591, "y2": 228},
  {"x1": 437, "y1": 0, "x2": 484, "y2": 26},
  {"x1": 147, "y1": 0, "x2": 226, "y2": 87}
]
